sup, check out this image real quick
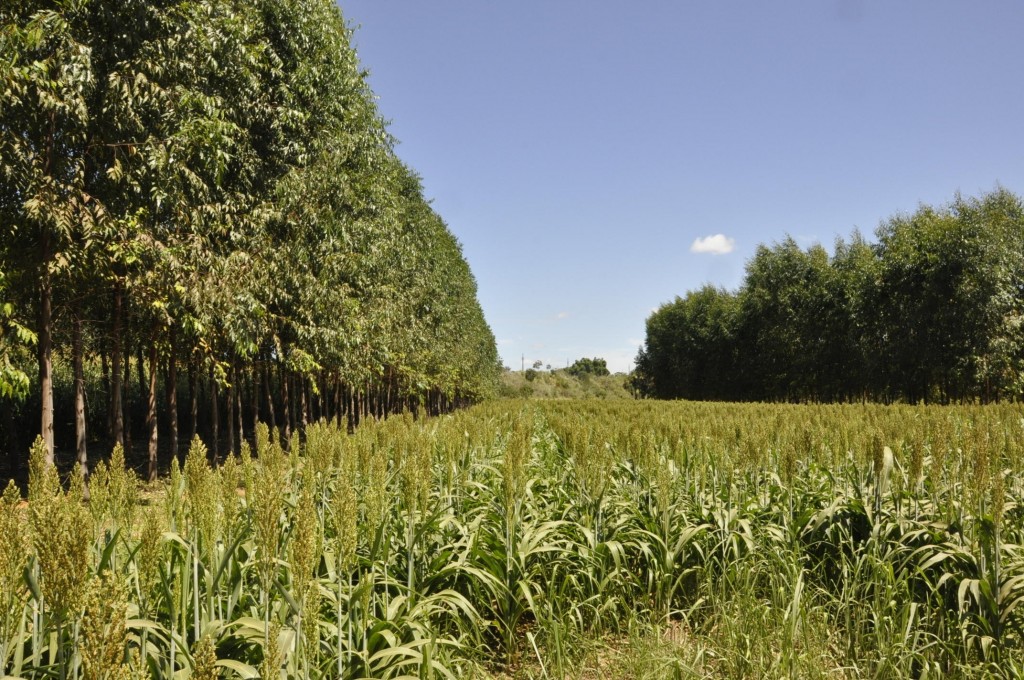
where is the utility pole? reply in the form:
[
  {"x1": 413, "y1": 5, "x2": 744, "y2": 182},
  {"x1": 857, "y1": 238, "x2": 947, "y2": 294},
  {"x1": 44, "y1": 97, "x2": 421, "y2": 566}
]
[{"x1": 521, "y1": 354, "x2": 524, "y2": 373}]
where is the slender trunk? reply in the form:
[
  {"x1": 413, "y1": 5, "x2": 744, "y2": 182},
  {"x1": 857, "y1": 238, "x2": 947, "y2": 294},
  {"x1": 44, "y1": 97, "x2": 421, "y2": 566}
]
[
  {"x1": 101, "y1": 349, "x2": 111, "y2": 439},
  {"x1": 236, "y1": 365, "x2": 244, "y2": 449},
  {"x1": 290, "y1": 373, "x2": 298, "y2": 435},
  {"x1": 137, "y1": 345, "x2": 146, "y2": 409},
  {"x1": 189, "y1": 358, "x2": 198, "y2": 442},
  {"x1": 147, "y1": 340, "x2": 158, "y2": 482},
  {"x1": 311, "y1": 373, "x2": 319, "y2": 422},
  {"x1": 168, "y1": 325, "x2": 179, "y2": 459},
  {"x1": 227, "y1": 364, "x2": 235, "y2": 456},
  {"x1": 73, "y1": 309, "x2": 87, "y2": 477},
  {"x1": 346, "y1": 383, "x2": 355, "y2": 432},
  {"x1": 124, "y1": 343, "x2": 133, "y2": 455},
  {"x1": 300, "y1": 377, "x2": 309, "y2": 430},
  {"x1": 334, "y1": 375, "x2": 342, "y2": 428},
  {"x1": 250, "y1": 365, "x2": 259, "y2": 433},
  {"x1": 39, "y1": 228, "x2": 54, "y2": 464},
  {"x1": 112, "y1": 284, "x2": 124, "y2": 445},
  {"x1": 210, "y1": 365, "x2": 219, "y2": 461},
  {"x1": 263, "y1": 362, "x2": 276, "y2": 434},
  {"x1": 281, "y1": 364, "x2": 291, "y2": 445}
]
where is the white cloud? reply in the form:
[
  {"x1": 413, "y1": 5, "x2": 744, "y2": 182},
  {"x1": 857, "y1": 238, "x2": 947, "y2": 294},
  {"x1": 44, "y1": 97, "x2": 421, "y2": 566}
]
[
  {"x1": 690, "y1": 234, "x2": 736, "y2": 255},
  {"x1": 555, "y1": 311, "x2": 569, "y2": 320}
]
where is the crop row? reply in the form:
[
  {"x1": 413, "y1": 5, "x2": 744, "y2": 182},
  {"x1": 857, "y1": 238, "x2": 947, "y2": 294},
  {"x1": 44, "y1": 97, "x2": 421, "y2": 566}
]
[{"x1": 1, "y1": 400, "x2": 1022, "y2": 678}]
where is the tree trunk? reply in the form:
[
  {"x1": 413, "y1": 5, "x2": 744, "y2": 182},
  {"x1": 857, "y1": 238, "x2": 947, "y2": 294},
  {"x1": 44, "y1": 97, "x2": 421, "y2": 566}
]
[
  {"x1": 334, "y1": 376, "x2": 342, "y2": 428},
  {"x1": 147, "y1": 340, "x2": 158, "y2": 482},
  {"x1": 137, "y1": 345, "x2": 146, "y2": 409},
  {"x1": 281, "y1": 364, "x2": 291, "y2": 446},
  {"x1": 167, "y1": 325, "x2": 178, "y2": 460},
  {"x1": 39, "y1": 228, "x2": 54, "y2": 464},
  {"x1": 227, "y1": 364, "x2": 235, "y2": 456},
  {"x1": 210, "y1": 364, "x2": 219, "y2": 461},
  {"x1": 111, "y1": 283, "x2": 124, "y2": 446},
  {"x1": 300, "y1": 377, "x2": 309, "y2": 430},
  {"x1": 73, "y1": 309, "x2": 87, "y2": 478},
  {"x1": 250, "y1": 365, "x2": 259, "y2": 433},
  {"x1": 263, "y1": 362, "x2": 276, "y2": 434},
  {"x1": 101, "y1": 349, "x2": 111, "y2": 439},
  {"x1": 347, "y1": 384, "x2": 356, "y2": 432},
  {"x1": 236, "y1": 366, "x2": 244, "y2": 449},
  {"x1": 189, "y1": 357, "x2": 198, "y2": 442},
  {"x1": 123, "y1": 344, "x2": 132, "y2": 455}
]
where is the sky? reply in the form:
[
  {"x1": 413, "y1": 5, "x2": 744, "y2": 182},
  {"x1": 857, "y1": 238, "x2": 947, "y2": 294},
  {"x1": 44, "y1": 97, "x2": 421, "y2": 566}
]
[{"x1": 340, "y1": 1, "x2": 1024, "y2": 373}]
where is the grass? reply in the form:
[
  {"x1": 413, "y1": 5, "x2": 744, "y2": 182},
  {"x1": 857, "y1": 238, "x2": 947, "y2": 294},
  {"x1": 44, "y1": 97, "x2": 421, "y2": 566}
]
[{"x1": 497, "y1": 369, "x2": 634, "y2": 400}]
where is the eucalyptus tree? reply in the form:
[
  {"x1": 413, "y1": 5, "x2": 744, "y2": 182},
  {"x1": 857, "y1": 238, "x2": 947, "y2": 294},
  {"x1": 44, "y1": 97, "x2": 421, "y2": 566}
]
[
  {"x1": 636, "y1": 286, "x2": 738, "y2": 400},
  {"x1": 949, "y1": 189, "x2": 1024, "y2": 400},
  {"x1": 637, "y1": 190, "x2": 1024, "y2": 404},
  {"x1": 870, "y1": 193, "x2": 1024, "y2": 402},
  {"x1": 1, "y1": 0, "x2": 502, "y2": 466},
  {"x1": 245, "y1": 0, "x2": 399, "y2": 431},
  {"x1": 0, "y1": 0, "x2": 101, "y2": 463},
  {"x1": 735, "y1": 238, "x2": 840, "y2": 401},
  {"x1": 828, "y1": 231, "x2": 880, "y2": 401}
]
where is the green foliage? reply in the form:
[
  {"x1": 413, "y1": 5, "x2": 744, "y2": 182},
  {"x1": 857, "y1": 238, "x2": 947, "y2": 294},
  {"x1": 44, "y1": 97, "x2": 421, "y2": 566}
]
[
  {"x1": 500, "y1": 367, "x2": 632, "y2": 400},
  {"x1": 0, "y1": 0, "x2": 499, "y2": 453},
  {"x1": 0, "y1": 269, "x2": 34, "y2": 399},
  {"x1": 566, "y1": 357, "x2": 610, "y2": 378}
]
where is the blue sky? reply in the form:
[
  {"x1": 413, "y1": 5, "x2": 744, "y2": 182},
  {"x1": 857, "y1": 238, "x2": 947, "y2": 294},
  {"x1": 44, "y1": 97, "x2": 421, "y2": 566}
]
[{"x1": 340, "y1": 1, "x2": 1024, "y2": 373}]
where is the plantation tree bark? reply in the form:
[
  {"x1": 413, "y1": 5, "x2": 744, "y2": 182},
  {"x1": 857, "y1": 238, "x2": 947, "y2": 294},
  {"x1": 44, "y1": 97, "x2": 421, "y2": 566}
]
[
  {"x1": 38, "y1": 227, "x2": 54, "y2": 464},
  {"x1": 101, "y1": 349, "x2": 111, "y2": 438},
  {"x1": 167, "y1": 325, "x2": 178, "y2": 458},
  {"x1": 73, "y1": 308, "x2": 87, "y2": 477},
  {"x1": 111, "y1": 284, "x2": 124, "y2": 446},
  {"x1": 147, "y1": 340, "x2": 158, "y2": 482},
  {"x1": 137, "y1": 345, "x2": 146, "y2": 413},
  {"x1": 250, "y1": 366, "x2": 259, "y2": 434},
  {"x1": 334, "y1": 375, "x2": 342, "y2": 427},
  {"x1": 189, "y1": 358, "x2": 198, "y2": 442},
  {"x1": 227, "y1": 366, "x2": 235, "y2": 455},
  {"x1": 236, "y1": 367, "x2": 243, "y2": 448},
  {"x1": 263, "y1": 362, "x2": 276, "y2": 434},
  {"x1": 210, "y1": 365, "x2": 219, "y2": 460},
  {"x1": 281, "y1": 363, "x2": 291, "y2": 445},
  {"x1": 300, "y1": 377, "x2": 308, "y2": 430},
  {"x1": 123, "y1": 342, "x2": 132, "y2": 454}
]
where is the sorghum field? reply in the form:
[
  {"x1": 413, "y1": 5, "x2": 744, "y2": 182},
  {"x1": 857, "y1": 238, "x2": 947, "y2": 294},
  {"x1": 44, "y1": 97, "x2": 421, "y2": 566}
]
[{"x1": 2, "y1": 400, "x2": 1024, "y2": 679}]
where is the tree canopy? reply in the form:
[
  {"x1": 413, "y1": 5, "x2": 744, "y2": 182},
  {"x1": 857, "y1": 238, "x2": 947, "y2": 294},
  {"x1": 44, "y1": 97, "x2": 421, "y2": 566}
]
[
  {"x1": 566, "y1": 357, "x2": 610, "y2": 378},
  {"x1": 634, "y1": 189, "x2": 1024, "y2": 404}
]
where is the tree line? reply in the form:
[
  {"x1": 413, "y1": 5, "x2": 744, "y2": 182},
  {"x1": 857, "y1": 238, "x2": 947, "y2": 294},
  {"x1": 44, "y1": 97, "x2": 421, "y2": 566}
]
[
  {"x1": 633, "y1": 188, "x2": 1024, "y2": 404},
  {"x1": 0, "y1": 0, "x2": 500, "y2": 478}
]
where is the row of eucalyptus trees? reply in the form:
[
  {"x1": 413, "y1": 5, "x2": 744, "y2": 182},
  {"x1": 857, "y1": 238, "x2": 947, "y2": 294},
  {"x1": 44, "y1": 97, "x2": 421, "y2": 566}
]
[
  {"x1": 635, "y1": 188, "x2": 1024, "y2": 403},
  {"x1": 0, "y1": 0, "x2": 500, "y2": 478}
]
